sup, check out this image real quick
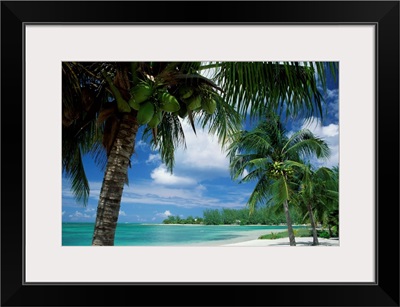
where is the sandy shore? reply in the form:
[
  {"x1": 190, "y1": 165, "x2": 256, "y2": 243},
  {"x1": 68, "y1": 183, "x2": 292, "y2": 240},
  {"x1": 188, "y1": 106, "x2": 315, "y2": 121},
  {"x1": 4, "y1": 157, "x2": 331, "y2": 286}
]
[
  {"x1": 186, "y1": 229, "x2": 339, "y2": 247},
  {"x1": 222, "y1": 237, "x2": 339, "y2": 247}
]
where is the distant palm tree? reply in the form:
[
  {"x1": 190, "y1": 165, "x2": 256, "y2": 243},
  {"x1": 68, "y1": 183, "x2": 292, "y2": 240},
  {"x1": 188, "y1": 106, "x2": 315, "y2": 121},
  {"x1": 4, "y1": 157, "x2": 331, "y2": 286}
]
[
  {"x1": 291, "y1": 165, "x2": 338, "y2": 245},
  {"x1": 228, "y1": 114, "x2": 330, "y2": 246},
  {"x1": 62, "y1": 61, "x2": 336, "y2": 245},
  {"x1": 308, "y1": 166, "x2": 339, "y2": 237}
]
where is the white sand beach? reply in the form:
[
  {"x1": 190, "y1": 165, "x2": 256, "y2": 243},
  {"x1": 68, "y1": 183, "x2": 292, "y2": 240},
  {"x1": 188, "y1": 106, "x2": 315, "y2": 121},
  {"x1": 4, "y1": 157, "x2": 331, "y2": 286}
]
[
  {"x1": 185, "y1": 228, "x2": 339, "y2": 247},
  {"x1": 222, "y1": 237, "x2": 339, "y2": 247}
]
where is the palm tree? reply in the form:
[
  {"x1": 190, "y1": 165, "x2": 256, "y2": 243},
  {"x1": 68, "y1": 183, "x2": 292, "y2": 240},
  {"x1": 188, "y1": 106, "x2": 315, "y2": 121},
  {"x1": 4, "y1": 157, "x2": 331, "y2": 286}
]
[
  {"x1": 309, "y1": 166, "x2": 339, "y2": 237},
  {"x1": 291, "y1": 165, "x2": 339, "y2": 245},
  {"x1": 228, "y1": 114, "x2": 330, "y2": 246},
  {"x1": 62, "y1": 61, "x2": 336, "y2": 245}
]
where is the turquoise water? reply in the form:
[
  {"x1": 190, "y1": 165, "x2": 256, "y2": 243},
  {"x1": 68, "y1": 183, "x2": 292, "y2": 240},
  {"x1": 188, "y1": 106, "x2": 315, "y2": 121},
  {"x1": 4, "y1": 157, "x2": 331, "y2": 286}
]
[{"x1": 62, "y1": 223, "x2": 306, "y2": 246}]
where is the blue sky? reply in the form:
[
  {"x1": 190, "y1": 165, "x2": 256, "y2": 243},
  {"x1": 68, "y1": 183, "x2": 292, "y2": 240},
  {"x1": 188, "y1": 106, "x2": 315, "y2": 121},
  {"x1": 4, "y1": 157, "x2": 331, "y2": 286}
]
[{"x1": 62, "y1": 65, "x2": 339, "y2": 223}]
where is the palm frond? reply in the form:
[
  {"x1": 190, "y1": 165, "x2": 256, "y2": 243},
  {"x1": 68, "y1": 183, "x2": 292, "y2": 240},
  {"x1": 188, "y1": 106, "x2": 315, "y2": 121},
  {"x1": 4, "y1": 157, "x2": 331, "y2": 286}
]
[
  {"x1": 197, "y1": 94, "x2": 241, "y2": 146},
  {"x1": 145, "y1": 112, "x2": 186, "y2": 173},
  {"x1": 62, "y1": 146, "x2": 89, "y2": 205},
  {"x1": 62, "y1": 126, "x2": 91, "y2": 205},
  {"x1": 284, "y1": 129, "x2": 330, "y2": 160},
  {"x1": 269, "y1": 176, "x2": 291, "y2": 206},
  {"x1": 213, "y1": 61, "x2": 337, "y2": 120},
  {"x1": 239, "y1": 168, "x2": 265, "y2": 183},
  {"x1": 247, "y1": 175, "x2": 271, "y2": 213},
  {"x1": 62, "y1": 62, "x2": 112, "y2": 205}
]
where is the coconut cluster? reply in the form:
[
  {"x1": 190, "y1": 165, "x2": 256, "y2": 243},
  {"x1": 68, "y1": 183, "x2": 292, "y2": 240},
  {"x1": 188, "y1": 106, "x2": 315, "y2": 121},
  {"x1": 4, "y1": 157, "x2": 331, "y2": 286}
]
[
  {"x1": 269, "y1": 161, "x2": 295, "y2": 179},
  {"x1": 127, "y1": 81, "x2": 218, "y2": 128}
]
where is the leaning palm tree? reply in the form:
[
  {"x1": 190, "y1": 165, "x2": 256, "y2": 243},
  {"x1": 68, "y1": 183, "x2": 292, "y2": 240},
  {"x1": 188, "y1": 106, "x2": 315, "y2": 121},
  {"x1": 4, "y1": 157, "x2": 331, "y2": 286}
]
[
  {"x1": 63, "y1": 61, "x2": 336, "y2": 245},
  {"x1": 228, "y1": 114, "x2": 330, "y2": 246},
  {"x1": 63, "y1": 62, "x2": 240, "y2": 245}
]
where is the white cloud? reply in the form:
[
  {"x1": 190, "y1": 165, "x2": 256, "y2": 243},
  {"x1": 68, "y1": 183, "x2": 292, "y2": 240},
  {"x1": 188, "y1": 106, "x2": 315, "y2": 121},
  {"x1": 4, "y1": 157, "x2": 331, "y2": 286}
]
[
  {"x1": 240, "y1": 169, "x2": 249, "y2": 179},
  {"x1": 62, "y1": 188, "x2": 75, "y2": 199},
  {"x1": 326, "y1": 88, "x2": 339, "y2": 100},
  {"x1": 122, "y1": 180, "x2": 247, "y2": 209},
  {"x1": 150, "y1": 120, "x2": 230, "y2": 183},
  {"x1": 86, "y1": 177, "x2": 249, "y2": 210},
  {"x1": 324, "y1": 88, "x2": 339, "y2": 121},
  {"x1": 155, "y1": 210, "x2": 173, "y2": 219},
  {"x1": 135, "y1": 140, "x2": 148, "y2": 151},
  {"x1": 119, "y1": 210, "x2": 127, "y2": 216},
  {"x1": 321, "y1": 123, "x2": 339, "y2": 137},
  {"x1": 195, "y1": 184, "x2": 207, "y2": 191},
  {"x1": 131, "y1": 158, "x2": 140, "y2": 165},
  {"x1": 146, "y1": 153, "x2": 161, "y2": 165},
  {"x1": 62, "y1": 211, "x2": 66, "y2": 216},
  {"x1": 150, "y1": 165, "x2": 197, "y2": 186},
  {"x1": 68, "y1": 211, "x2": 91, "y2": 219},
  {"x1": 84, "y1": 207, "x2": 95, "y2": 213},
  {"x1": 177, "y1": 121, "x2": 230, "y2": 173},
  {"x1": 302, "y1": 117, "x2": 339, "y2": 168},
  {"x1": 134, "y1": 215, "x2": 147, "y2": 222}
]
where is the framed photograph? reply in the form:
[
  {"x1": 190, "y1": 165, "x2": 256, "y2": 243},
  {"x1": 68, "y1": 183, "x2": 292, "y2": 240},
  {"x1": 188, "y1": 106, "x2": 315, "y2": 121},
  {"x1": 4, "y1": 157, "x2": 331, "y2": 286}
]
[{"x1": 1, "y1": 1, "x2": 399, "y2": 306}]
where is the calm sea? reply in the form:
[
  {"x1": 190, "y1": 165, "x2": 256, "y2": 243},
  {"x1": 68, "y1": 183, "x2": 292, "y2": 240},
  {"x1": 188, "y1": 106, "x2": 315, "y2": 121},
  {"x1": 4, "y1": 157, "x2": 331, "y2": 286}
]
[{"x1": 62, "y1": 223, "x2": 307, "y2": 246}]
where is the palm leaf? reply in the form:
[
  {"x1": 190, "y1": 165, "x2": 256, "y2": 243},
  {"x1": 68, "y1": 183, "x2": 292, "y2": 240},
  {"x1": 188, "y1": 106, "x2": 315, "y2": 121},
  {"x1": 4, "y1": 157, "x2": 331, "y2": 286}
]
[
  {"x1": 246, "y1": 175, "x2": 271, "y2": 213},
  {"x1": 284, "y1": 129, "x2": 331, "y2": 159},
  {"x1": 144, "y1": 112, "x2": 186, "y2": 173},
  {"x1": 197, "y1": 94, "x2": 241, "y2": 146},
  {"x1": 268, "y1": 176, "x2": 291, "y2": 206},
  {"x1": 214, "y1": 62, "x2": 337, "y2": 120}
]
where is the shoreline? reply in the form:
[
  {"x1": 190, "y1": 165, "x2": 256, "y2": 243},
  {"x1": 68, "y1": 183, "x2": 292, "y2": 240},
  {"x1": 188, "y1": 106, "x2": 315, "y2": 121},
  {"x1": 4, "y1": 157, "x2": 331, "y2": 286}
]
[
  {"x1": 184, "y1": 229, "x2": 287, "y2": 246},
  {"x1": 141, "y1": 223, "x2": 309, "y2": 227},
  {"x1": 183, "y1": 229, "x2": 339, "y2": 247}
]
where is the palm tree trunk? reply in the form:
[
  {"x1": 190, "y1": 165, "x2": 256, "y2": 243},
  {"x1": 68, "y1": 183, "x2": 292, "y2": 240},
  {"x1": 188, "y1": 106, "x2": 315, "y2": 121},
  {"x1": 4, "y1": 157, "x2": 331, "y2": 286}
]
[
  {"x1": 282, "y1": 200, "x2": 296, "y2": 246},
  {"x1": 307, "y1": 203, "x2": 319, "y2": 246},
  {"x1": 92, "y1": 114, "x2": 138, "y2": 246}
]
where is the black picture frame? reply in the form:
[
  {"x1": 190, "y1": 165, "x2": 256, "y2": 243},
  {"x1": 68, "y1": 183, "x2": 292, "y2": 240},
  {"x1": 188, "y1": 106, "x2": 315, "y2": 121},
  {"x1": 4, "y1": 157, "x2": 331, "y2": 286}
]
[{"x1": 1, "y1": 1, "x2": 399, "y2": 306}]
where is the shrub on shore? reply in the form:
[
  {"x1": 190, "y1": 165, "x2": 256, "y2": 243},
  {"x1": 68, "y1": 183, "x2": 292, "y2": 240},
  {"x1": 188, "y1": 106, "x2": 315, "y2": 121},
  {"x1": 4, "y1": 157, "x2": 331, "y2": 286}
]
[
  {"x1": 258, "y1": 228, "x2": 339, "y2": 239},
  {"x1": 259, "y1": 228, "x2": 312, "y2": 239}
]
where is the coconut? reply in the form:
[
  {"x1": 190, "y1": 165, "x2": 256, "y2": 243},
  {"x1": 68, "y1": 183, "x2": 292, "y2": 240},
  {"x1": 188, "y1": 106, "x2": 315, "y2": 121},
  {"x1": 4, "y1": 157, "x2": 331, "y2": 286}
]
[
  {"x1": 128, "y1": 97, "x2": 141, "y2": 111},
  {"x1": 147, "y1": 110, "x2": 163, "y2": 128},
  {"x1": 202, "y1": 98, "x2": 217, "y2": 115},
  {"x1": 179, "y1": 86, "x2": 193, "y2": 99},
  {"x1": 130, "y1": 84, "x2": 153, "y2": 104},
  {"x1": 137, "y1": 101, "x2": 154, "y2": 125},
  {"x1": 158, "y1": 92, "x2": 180, "y2": 112},
  {"x1": 186, "y1": 95, "x2": 202, "y2": 110}
]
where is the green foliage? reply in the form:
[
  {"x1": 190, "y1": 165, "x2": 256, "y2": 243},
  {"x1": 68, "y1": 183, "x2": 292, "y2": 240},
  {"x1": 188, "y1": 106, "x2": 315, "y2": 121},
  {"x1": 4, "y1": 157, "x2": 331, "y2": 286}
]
[
  {"x1": 162, "y1": 215, "x2": 203, "y2": 224},
  {"x1": 292, "y1": 165, "x2": 339, "y2": 235},
  {"x1": 221, "y1": 208, "x2": 237, "y2": 225},
  {"x1": 317, "y1": 230, "x2": 331, "y2": 239},
  {"x1": 214, "y1": 62, "x2": 337, "y2": 120},
  {"x1": 203, "y1": 209, "x2": 223, "y2": 225},
  {"x1": 327, "y1": 209, "x2": 339, "y2": 235},
  {"x1": 162, "y1": 206, "x2": 304, "y2": 226},
  {"x1": 259, "y1": 232, "x2": 282, "y2": 240},
  {"x1": 259, "y1": 228, "x2": 312, "y2": 240},
  {"x1": 228, "y1": 114, "x2": 330, "y2": 218}
]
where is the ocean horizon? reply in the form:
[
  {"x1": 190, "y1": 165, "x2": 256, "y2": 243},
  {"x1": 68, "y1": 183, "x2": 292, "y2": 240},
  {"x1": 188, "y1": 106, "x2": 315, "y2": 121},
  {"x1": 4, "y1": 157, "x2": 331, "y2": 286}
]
[{"x1": 62, "y1": 223, "x2": 308, "y2": 246}]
